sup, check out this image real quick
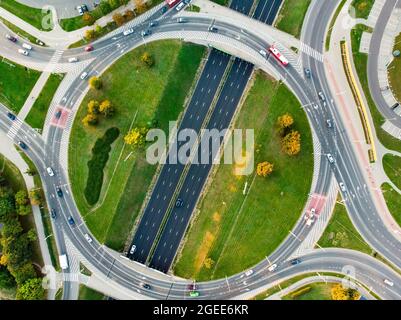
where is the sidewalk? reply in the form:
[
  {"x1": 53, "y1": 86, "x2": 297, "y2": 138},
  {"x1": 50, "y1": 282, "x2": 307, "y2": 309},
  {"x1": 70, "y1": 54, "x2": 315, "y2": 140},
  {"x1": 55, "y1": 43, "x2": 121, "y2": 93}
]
[{"x1": 0, "y1": 130, "x2": 55, "y2": 300}]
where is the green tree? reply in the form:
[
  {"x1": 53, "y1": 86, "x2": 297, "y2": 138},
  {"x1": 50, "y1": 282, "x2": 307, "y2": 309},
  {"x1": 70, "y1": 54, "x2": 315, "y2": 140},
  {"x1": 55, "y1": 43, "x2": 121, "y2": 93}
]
[
  {"x1": 99, "y1": 0, "x2": 112, "y2": 14},
  {"x1": 29, "y1": 189, "x2": 42, "y2": 206},
  {"x1": 12, "y1": 263, "x2": 36, "y2": 285},
  {"x1": 109, "y1": 0, "x2": 120, "y2": 10},
  {"x1": 1, "y1": 217, "x2": 23, "y2": 239},
  {"x1": 0, "y1": 193, "x2": 15, "y2": 220},
  {"x1": 16, "y1": 278, "x2": 45, "y2": 300},
  {"x1": 2, "y1": 234, "x2": 32, "y2": 270},
  {"x1": 27, "y1": 229, "x2": 37, "y2": 242},
  {"x1": 15, "y1": 190, "x2": 28, "y2": 207},
  {"x1": 24, "y1": 168, "x2": 37, "y2": 176},
  {"x1": 0, "y1": 266, "x2": 15, "y2": 289},
  {"x1": 89, "y1": 76, "x2": 102, "y2": 90}
]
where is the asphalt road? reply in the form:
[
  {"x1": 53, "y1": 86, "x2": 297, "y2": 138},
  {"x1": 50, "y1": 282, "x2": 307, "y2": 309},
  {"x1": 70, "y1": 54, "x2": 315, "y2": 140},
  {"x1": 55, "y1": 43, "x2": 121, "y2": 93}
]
[
  {"x1": 368, "y1": 0, "x2": 401, "y2": 128},
  {"x1": 1, "y1": 0, "x2": 401, "y2": 300}
]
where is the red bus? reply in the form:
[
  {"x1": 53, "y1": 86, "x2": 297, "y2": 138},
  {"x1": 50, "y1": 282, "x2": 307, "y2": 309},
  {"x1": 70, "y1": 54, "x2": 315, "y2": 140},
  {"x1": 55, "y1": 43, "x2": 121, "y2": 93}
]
[
  {"x1": 269, "y1": 46, "x2": 289, "y2": 66},
  {"x1": 166, "y1": 0, "x2": 180, "y2": 7}
]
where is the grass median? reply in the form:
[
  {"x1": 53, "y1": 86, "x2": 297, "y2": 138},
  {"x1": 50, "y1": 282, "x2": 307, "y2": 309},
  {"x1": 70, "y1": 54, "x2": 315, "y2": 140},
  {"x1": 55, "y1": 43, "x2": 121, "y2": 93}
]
[
  {"x1": 173, "y1": 71, "x2": 314, "y2": 281},
  {"x1": 383, "y1": 154, "x2": 401, "y2": 190},
  {"x1": 69, "y1": 40, "x2": 205, "y2": 250},
  {"x1": 275, "y1": 0, "x2": 311, "y2": 39},
  {"x1": 381, "y1": 183, "x2": 401, "y2": 228},
  {"x1": 388, "y1": 33, "x2": 401, "y2": 103},
  {"x1": 350, "y1": 0, "x2": 375, "y2": 19},
  {"x1": 282, "y1": 282, "x2": 334, "y2": 300}
]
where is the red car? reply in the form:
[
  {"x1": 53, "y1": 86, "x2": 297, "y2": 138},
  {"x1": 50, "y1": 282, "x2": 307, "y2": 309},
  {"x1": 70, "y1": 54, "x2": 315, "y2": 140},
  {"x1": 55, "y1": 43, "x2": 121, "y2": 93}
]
[{"x1": 85, "y1": 45, "x2": 94, "y2": 52}]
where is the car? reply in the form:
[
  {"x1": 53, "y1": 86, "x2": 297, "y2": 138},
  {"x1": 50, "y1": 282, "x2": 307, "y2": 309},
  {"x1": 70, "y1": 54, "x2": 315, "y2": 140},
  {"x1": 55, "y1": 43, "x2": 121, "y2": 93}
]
[
  {"x1": 318, "y1": 91, "x2": 326, "y2": 101},
  {"x1": 306, "y1": 216, "x2": 315, "y2": 226},
  {"x1": 161, "y1": 6, "x2": 168, "y2": 14},
  {"x1": 259, "y1": 49, "x2": 267, "y2": 58},
  {"x1": 290, "y1": 258, "x2": 301, "y2": 265},
  {"x1": 123, "y1": 28, "x2": 134, "y2": 36},
  {"x1": 82, "y1": 4, "x2": 89, "y2": 12},
  {"x1": 77, "y1": 5, "x2": 84, "y2": 15},
  {"x1": 84, "y1": 233, "x2": 93, "y2": 243},
  {"x1": 56, "y1": 187, "x2": 63, "y2": 197},
  {"x1": 149, "y1": 21, "x2": 158, "y2": 27},
  {"x1": 18, "y1": 49, "x2": 29, "y2": 56},
  {"x1": 304, "y1": 68, "x2": 311, "y2": 78},
  {"x1": 18, "y1": 141, "x2": 27, "y2": 150},
  {"x1": 6, "y1": 34, "x2": 17, "y2": 42},
  {"x1": 35, "y1": 39, "x2": 45, "y2": 46},
  {"x1": 268, "y1": 264, "x2": 277, "y2": 272},
  {"x1": 80, "y1": 72, "x2": 88, "y2": 80},
  {"x1": 244, "y1": 269, "x2": 253, "y2": 276},
  {"x1": 141, "y1": 29, "x2": 151, "y2": 37},
  {"x1": 183, "y1": 0, "x2": 191, "y2": 3},
  {"x1": 68, "y1": 216, "x2": 75, "y2": 226},
  {"x1": 312, "y1": 103, "x2": 319, "y2": 110},
  {"x1": 7, "y1": 112, "x2": 16, "y2": 120},
  {"x1": 46, "y1": 167, "x2": 55, "y2": 176},
  {"x1": 177, "y1": 17, "x2": 187, "y2": 23},
  {"x1": 208, "y1": 26, "x2": 218, "y2": 33},
  {"x1": 339, "y1": 182, "x2": 347, "y2": 192},
  {"x1": 327, "y1": 153, "x2": 335, "y2": 164},
  {"x1": 129, "y1": 244, "x2": 136, "y2": 254},
  {"x1": 384, "y1": 279, "x2": 394, "y2": 287},
  {"x1": 84, "y1": 45, "x2": 93, "y2": 52},
  {"x1": 142, "y1": 283, "x2": 151, "y2": 290},
  {"x1": 176, "y1": 2, "x2": 185, "y2": 11},
  {"x1": 68, "y1": 57, "x2": 78, "y2": 63},
  {"x1": 326, "y1": 119, "x2": 333, "y2": 128},
  {"x1": 187, "y1": 283, "x2": 196, "y2": 291},
  {"x1": 50, "y1": 209, "x2": 57, "y2": 219},
  {"x1": 22, "y1": 43, "x2": 32, "y2": 50},
  {"x1": 55, "y1": 110, "x2": 62, "y2": 119},
  {"x1": 175, "y1": 198, "x2": 184, "y2": 207},
  {"x1": 189, "y1": 291, "x2": 200, "y2": 297}
]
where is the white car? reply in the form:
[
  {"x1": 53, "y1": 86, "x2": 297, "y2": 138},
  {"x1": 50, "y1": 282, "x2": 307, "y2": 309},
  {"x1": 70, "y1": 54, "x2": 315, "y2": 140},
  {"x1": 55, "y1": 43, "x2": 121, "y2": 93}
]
[
  {"x1": 22, "y1": 43, "x2": 32, "y2": 50},
  {"x1": 68, "y1": 57, "x2": 78, "y2": 63},
  {"x1": 18, "y1": 49, "x2": 29, "y2": 56},
  {"x1": 175, "y1": 2, "x2": 185, "y2": 11},
  {"x1": 84, "y1": 233, "x2": 93, "y2": 243},
  {"x1": 327, "y1": 153, "x2": 335, "y2": 164},
  {"x1": 339, "y1": 182, "x2": 347, "y2": 192},
  {"x1": 306, "y1": 217, "x2": 315, "y2": 227},
  {"x1": 129, "y1": 244, "x2": 136, "y2": 254},
  {"x1": 80, "y1": 72, "x2": 88, "y2": 80},
  {"x1": 77, "y1": 6, "x2": 84, "y2": 15},
  {"x1": 259, "y1": 50, "x2": 267, "y2": 58},
  {"x1": 46, "y1": 167, "x2": 55, "y2": 176},
  {"x1": 384, "y1": 279, "x2": 394, "y2": 287},
  {"x1": 123, "y1": 28, "x2": 134, "y2": 36},
  {"x1": 268, "y1": 264, "x2": 277, "y2": 272},
  {"x1": 244, "y1": 269, "x2": 253, "y2": 276}
]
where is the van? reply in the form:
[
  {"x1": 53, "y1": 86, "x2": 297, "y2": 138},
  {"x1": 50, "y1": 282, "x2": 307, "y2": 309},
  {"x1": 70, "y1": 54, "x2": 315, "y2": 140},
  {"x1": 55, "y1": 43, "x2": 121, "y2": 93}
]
[
  {"x1": 384, "y1": 279, "x2": 394, "y2": 287},
  {"x1": 80, "y1": 72, "x2": 88, "y2": 80},
  {"x1": 22, "y1": 43, "x2": 32, "y2": 50},
  {"x1": 68, "y1": 57, "x2": 78, "y2": 63}
]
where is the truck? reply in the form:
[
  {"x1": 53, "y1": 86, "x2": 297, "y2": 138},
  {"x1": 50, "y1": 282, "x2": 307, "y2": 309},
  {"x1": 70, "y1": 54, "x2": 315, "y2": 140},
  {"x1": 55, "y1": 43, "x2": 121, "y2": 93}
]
[
  {"x1": 165, "y1": 0, "x2": 180, "y2": 8},
  {"x1": 59, "y1": 254, "x2": 69, "y2": 270}
]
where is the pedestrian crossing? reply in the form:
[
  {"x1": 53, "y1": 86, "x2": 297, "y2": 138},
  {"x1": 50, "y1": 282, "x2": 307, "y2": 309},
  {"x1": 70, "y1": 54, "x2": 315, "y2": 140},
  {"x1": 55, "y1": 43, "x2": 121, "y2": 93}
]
[
  {"x1": 300, "y1": 42, "x2": 324, "y2": 63},
  {"x1": 43, "y1": 49, "x2": 64, "y2": 73},
  {"x1": 6, "y1": 117, "x2": 23, "y2": 140}
]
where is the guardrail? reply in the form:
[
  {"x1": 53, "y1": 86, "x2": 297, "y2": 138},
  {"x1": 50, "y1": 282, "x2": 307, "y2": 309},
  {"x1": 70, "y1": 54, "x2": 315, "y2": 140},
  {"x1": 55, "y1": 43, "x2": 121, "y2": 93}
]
[{"x1": 340, "y1": 41, "x2": 377, "y2": 163}]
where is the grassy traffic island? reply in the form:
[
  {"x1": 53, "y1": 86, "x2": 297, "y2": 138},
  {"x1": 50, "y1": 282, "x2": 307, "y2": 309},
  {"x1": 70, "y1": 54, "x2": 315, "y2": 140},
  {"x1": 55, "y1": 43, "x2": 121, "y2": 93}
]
[
  {"x1": 69, "y1": 40, "x2": 205, "y2": 251},
  {"x1": 275, "y1": 0, "x2": 312, "y2": 39},
  {"x1": 388, "y1": 32, "x2": 401, "y2": 103},
  {"x1": 173, "y1": 71, "x2": 313, "y2": 281}
]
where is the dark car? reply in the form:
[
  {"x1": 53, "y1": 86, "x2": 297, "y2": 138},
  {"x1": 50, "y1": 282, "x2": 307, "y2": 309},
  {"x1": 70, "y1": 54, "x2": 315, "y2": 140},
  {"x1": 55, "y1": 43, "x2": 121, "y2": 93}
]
[
  {"x1": 304, "y1": 68, "x2": 311, "y2": 78},
  {"x1": 208, "y1": 26, "x2": 218, "y2": 33},
  {"x1": 161, "y1": 6, "x2": 168, "y2": 14},
  {"x1": 5, "y1": 34, "x2": 17, "y2": 42},
  {"x1": 187, "y1": 283, "x2": 196, "y2": 291},
  {"x1": 175, "y1": 198, "x2": 184, "y2": 208},
  {"x1": 68, "y1": 216, "x2": 75, "y2": 226},
  {"x1": 142, "y1": 283, "x2": 151, "y2": 290},
  {"x1": 149, "y1": 21, "x2": 158, "y2": 27},
  {"x1": 51, "y1": 209, "x2": 57, "y2": 219},
  {"x1": 82, "y1": 4, "x2": 89, "y2": 12},
  {"x1": 7, "y1": 112, "x2": 16, "y2": 120},
  {"x1": 290, "y1": 258, "x2": 301, "y2": 265},
  {"x1": 141, "y1": 29, "x2": 151, "y2": 37},
  {"x1": 18, "y1": 141, "x2": 27, "y2": 150},
  {"x1": 56, "y1": 187, "x2": 63, "y2": 197},
  {"x1": 55, "y1": 110, "x2": 62, "y2": 119}
]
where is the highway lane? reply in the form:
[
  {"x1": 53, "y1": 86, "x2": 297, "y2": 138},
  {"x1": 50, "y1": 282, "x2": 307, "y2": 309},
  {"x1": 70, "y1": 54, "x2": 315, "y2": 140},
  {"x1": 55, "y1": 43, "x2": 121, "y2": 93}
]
[{"x1": 368, "y1": 0, "x2": 401, "y2": 128}]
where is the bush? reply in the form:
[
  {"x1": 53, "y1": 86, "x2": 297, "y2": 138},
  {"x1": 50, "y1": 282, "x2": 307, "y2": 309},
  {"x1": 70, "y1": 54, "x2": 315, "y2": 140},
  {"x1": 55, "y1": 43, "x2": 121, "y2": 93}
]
[
  {"x1": 16, "y1": 278, "x2": 45, "y2": 300},
  {"x1": 89, "y1": 76, "x2": 102, "y2": 90},
  {"x1": 0, "y1": 266, "x2": 16, "y2": 289},
  {"x1": 84, "y1": 128, "x2": 120, "y2": 205},
  {"x1": 290, "y1": 286, "x2": 311, "y2": 298}
]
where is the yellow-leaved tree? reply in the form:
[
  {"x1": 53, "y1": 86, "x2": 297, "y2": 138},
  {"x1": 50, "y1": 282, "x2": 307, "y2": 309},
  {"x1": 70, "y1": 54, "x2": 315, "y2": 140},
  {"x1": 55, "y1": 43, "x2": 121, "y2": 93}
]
[{"x1": 256, "y1": 162, "x2": 274, "y2": 177}]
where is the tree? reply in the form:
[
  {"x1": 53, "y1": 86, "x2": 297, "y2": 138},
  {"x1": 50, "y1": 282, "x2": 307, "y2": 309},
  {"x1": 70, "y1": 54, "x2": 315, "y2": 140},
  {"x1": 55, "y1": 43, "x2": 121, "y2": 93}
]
[
  {"x1": 331, "y1": 284, "x2": 360, "y2": 300},
  {"x1": 16, "y1": 278, "x2": 45, "y2": 300},
  {"x1": 108, "y1": 0, "x2": 120, "y2": 9},
  {"x1": 15, "y1": 190, "x2": 28, "y2": 207},
  {"x1": 24, "y1": 168, "x2": 37, "y2": 176},
  {"x1": 113, "y1": 12, "x2": 125, "y2": 26},
  {"x1": 17, "y1": 205, "x2": 31, "y2": 216},
  {"x1": 124, "y1": 9, "x2": 135, "y2": 20},
  {"x1": 134, "y1": 0, "x2": 147, "y2": 14},
  {"x1": 1, "y1": 218, "x2": 23, "y2": 239},
  {"x1": 27, "y1": 229, "x2": 37, "y2": 242},
  {"x1": 99, "y1": 100, "x2": 115, "y2": 117},
  {"x1": 29, "y1": 189, "x2": 42, "y2": 206},
  {"x1": 277, "y1": 113, "x2": 294, "y2": 130},
  {"x1": 141, "y1": 52, "x2": 154, "y2": 67},
  {"x1": 82, "y1": 12, "x2": 95, "y2": 26},
  {"x1": 124, "y1": 127, "x2": 148, "y2": 147},
  {"x1": 0, "y1": 265, "x2": 15, "y2": 289},
  {"x1": 281, "y1": 130, "x2": 301, "y2": 156},
  {"x1": 256, "y1": 162, "x2": 274, "y2": 177},
  {"x1": 99, "y1": 0, "x2": 112, "y2": 14},
  {"x1": 94, "y1": 24, "x2": 102, "y2": 35},
  {"x1": 89, "y1": 76, "x2": 102, "y2": 90},
  {"x1": 2, "y1": 234, "x2": 32, "y2": 270},
  {"x1": 87, "y1": 100, "x2": 100, "y2": 114},
  {"x1": 0, "y1": 193, "x2": 15, "y2": 220},
  {"x1": 12, "y1": 262, "x2": 36, "y2": 285},
  {"x1": 82, "y1": 113, "x2": 99, "y2": 126},
  {"x1": 84, "y1": 29, "x2": 96, "y2": 40},
  {"x1": 204, "y1": 258, "x2": 214, "y2": 269}
]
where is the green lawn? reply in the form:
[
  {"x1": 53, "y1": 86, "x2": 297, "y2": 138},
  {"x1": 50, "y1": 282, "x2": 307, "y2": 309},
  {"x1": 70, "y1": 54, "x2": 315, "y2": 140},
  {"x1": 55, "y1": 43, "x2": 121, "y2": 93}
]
[
  {"x1": 0, "y1": 0, "x2": 52, "y2": 31},
  {"x1": 383, "y1": 154, "x2": 401, "y2": 190},
  {"x1": 78, "y1": 285, "x2": 104, "y2": 300},
  {"x1": 351, "y1": 25, "x2": 401, "y2": 153},
  {"x1": 388, "y1": 33, "x2": 401, "y2": 103},
  {"x1": 282, "y1": 282, "x2": 334, "y2": 300},
  {"x1": 350, "y1": 0, "x2": 375, "y2": 19},
  {"x1": 173, "y1": 71, "x2": 313, "y2": 281},
  {"x1": 69, "y1": 40, "x2": 205, "y2": 250},
  {"x1": 318, "y1": 197, "x2": 373, "y2": 255},
  {"x1": 211, "y1": 0, "x2": 229, "y2": 5},
  {"x1": 0, "y1": 57, "x2": 41, "y2": 113},
  {"x1": 381, "y1": 183, "x2": 401, "y2": 227},
  {"x1": 25, "y1": 73, "x2": 64, "y2": 130},
  {"x1": 275, "y1": 0, "x2": 312, "y2": 39}
]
